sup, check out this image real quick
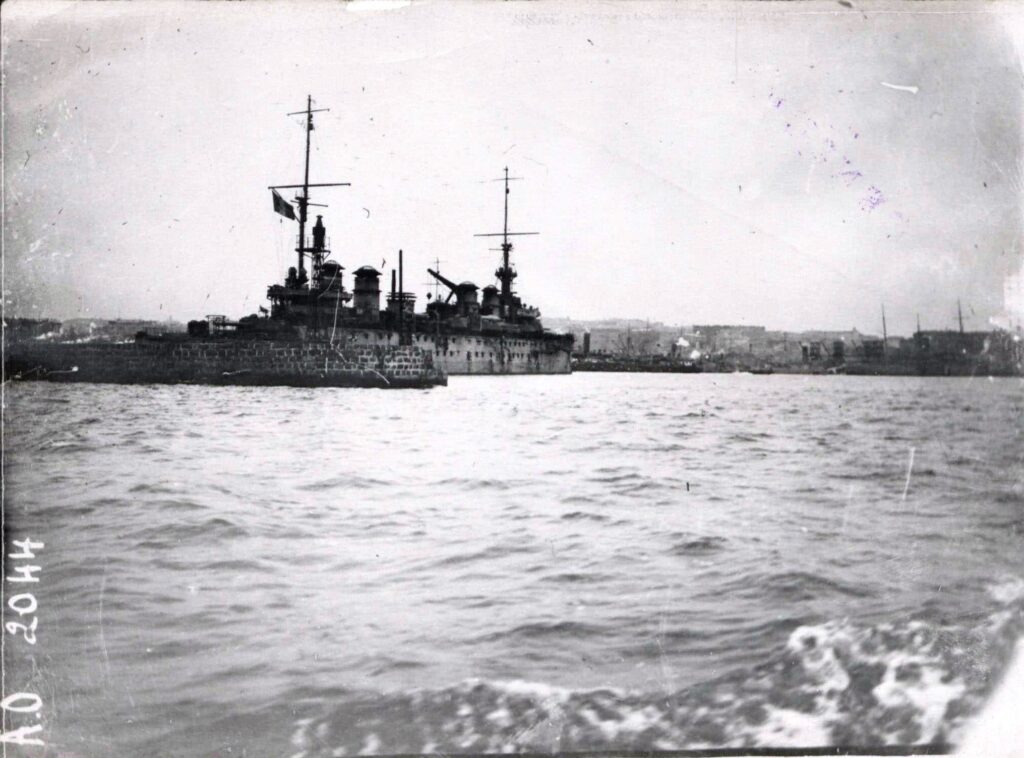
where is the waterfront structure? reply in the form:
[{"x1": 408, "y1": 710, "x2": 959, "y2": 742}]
[{"x1": 557, "y1": 316, "x2": 1022, "y2": 376}]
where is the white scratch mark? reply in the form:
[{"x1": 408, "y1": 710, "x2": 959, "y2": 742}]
[
  {"x1": 99, "y1": 569, "x2": 112, "y2": 682},
  {"x1": 804, "y1": 159, "x2": 817, "y2": 194},
  {"x1": 841, "y1": 483, "x2": 854, "y2": 532},
  {"x1": 881, "y1": 82, "x2": 919, "y2": 94},
  {"x1": 656, "y1": 614, "x2": 674, "y2": 692},
  {"x1": 902, "y1": 446, "x2": 916, "y2": 501}
]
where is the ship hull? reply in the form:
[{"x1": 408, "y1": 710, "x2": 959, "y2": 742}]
[
  {"x1": 334, "y1": 329, "x2": 572, "y2": 375},
  {"x1": 5, "y1": 338, "x2": 447, "y2": 389}
]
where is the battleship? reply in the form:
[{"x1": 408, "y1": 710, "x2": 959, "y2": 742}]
[
  {"x1": 4, "y1": 96, "x2": 450, "y2": 389},
  {"x1": 257, "y1": 115, "x2": 573, "y2": 375},
  {"x1": 6, "y1": 95, "x2": 571, "y2": 386}
]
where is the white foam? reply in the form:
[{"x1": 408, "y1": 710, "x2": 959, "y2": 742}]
[
  {"x1": 584, "y1": 703, "x2": 665, "y2": 740},
  {"x1": 357, "y1": 732, "x2": 380, "y2": 756},
  {"x1": 789, "y1": 623, "x2": 853, "y2": 695},
  {"x1": 872, "y1": 652, "x2": 966, "y2": 743},
  {"x1": 757, "y1": 706, "x2": 832, "y2": 747},
  {"x1": 490, "y1": 678, "x2": 573, "y2": 702},
  {"x1": 485, "y1": 706, "x2": 512, "y2": 726},
  {"x1": 988, "y1": 577, "x2": 1024, "y2": 605},
  {"x1": 290, "y1": 717, "x2": 313, "y2": 748}
]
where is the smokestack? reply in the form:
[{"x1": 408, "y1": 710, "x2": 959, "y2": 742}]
[
  {"x1": 881, "y1": 304, "x2": 887, "y2": 360},
  {"x1": 398, "y1": 249, "x2": 404, "y2": 338}
]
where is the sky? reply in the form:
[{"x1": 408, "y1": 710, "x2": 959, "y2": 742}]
[{"x1": 3, "y1": 0, "x2": 1023, "y2": 335}]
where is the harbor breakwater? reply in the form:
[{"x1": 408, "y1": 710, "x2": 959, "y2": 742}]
[{"x1": 4, "y1": 337, "x2": 446, "y2": 388}]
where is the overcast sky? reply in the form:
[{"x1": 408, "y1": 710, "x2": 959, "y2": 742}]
[{"x1": 4, "y1": 0, "x2": 1023, "y2": 334}]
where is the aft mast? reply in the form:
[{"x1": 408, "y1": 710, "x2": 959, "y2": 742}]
[{"x1": 474, "y1": 167, "x2": 537, "y2": 320}]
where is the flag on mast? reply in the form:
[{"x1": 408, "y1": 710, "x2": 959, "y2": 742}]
[{"x1": 271, "y1": 189, "x2": 296, "y2": 220}]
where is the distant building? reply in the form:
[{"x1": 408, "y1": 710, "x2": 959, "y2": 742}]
[
  {"x1": 692, "y1": 325, "x2": 767, "y2": 355},
  {"x1": 4, "y1": 318, "x2": 62, "y2": 343},
  {"x1": 58, "y1": 318, "x2": 186, "y2": 342},
  {"x1": 913, "y1": 329, "x2": 1021, "y2": 375},
  {"x1": 557, "y1": 316, "x2": 1021, "y2": 375}
]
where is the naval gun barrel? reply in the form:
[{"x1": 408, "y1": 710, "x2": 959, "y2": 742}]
[
  {"x1": 428, "y1": 268, "x2": 461, "y2": 304},
  {"x1": 427, "y1": 268, "x2": 459, "y2": 293}
]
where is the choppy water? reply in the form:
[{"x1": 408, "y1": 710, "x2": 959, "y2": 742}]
[{"x1": 3, "y1": 373, "x2": 1023, "y2": 757}]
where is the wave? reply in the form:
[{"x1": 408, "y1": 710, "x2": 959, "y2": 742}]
[
  {"x1": 129, "y1": 515, "x2": 249, "y2": 547},
  {"x1": 129, "y1": 482, "x2": 185, "y2": 495},
  {"x1": 297, "y1": 475, "x2": 391, "y2": 492},
  {"x1": 539, "y1": 572, "x2": 612, "y2": 585},
  {"x1": 289, "y1": 579, "x2": 1024, "y2": 756},
  {"x1": 668, "y1": 534, "x2": 728, "y2": 555},
  {"x1": 426, "y1": 542, "x2": 538, "y2": 569},
  {"x1": 590, "y1": 471, "x2": 644, "y2": 485},
  {"x1": 476, "y1": 621, "x2": 607, "y2": 643},
  {"x1": 759, "y1": 571, "x2": 875, "y2": 600},
  {"x1": 560, "y1": 510, "x2": 609, "y2": 522},
  {"x1": 726, "y1": 431, "x2": 774, "y2": 443},
  {"x1": 717, "y1": 571, "x2": 873, "y2": 602}
]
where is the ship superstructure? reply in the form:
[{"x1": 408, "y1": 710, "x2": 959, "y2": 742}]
[{"x1": 245, "y1": 102, "x2": 573, "y2": 374}]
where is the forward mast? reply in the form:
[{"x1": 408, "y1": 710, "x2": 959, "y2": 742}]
[{"x1": 268, "y1": 95, "x2": 350, "y2": 288}]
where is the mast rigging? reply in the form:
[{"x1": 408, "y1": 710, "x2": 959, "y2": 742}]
[
  {"x1": 474, "y1": 167, "x2": 537, "y2": 319},
  {"x1": 268, "y1": 95, "x2": 350, "y2": 287}
]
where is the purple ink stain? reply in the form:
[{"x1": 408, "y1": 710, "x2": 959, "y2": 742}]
[
  {"x1": 860, "y1": 185, "x2": 885, "y2": 211},
  {"x1": 839, "y1": 169, "x2": 863, "y2": 186},
  {"x1": 774, "y1": 99, "x2": 784, "y2": 109}
]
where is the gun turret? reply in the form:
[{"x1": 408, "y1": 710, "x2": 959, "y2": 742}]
[{"x1": 428, "y1": 268, "x2": 459, "y2": 304}]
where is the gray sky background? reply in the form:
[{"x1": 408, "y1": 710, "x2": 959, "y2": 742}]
[{"x1": 3, "y1": 0, "x2": 1023, "y2": 334}]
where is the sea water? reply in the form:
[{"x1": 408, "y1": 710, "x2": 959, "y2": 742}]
[{"x1": 3, "y1": 373, "x2": 1022, "y2": 756}]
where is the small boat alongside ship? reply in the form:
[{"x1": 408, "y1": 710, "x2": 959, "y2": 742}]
[{"x1": 6, "y1": 95, "x2": 572, "y2": 387}]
